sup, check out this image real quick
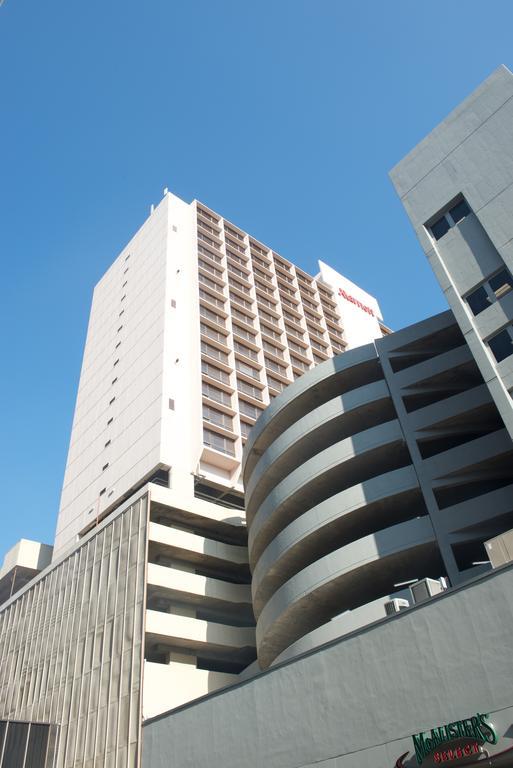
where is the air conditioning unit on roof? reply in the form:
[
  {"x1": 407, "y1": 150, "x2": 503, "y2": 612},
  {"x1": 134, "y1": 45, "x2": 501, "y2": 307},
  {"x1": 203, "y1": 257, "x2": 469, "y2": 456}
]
[
  {"x1": 384, "y1": 598, "x2": 409, "y2": 616},
  {"x1": 485, "y1": 529, "x2": 513, "y2": 569},
  {"x1": 410, "y1": 577, "x2": 446, "y2": 605}
]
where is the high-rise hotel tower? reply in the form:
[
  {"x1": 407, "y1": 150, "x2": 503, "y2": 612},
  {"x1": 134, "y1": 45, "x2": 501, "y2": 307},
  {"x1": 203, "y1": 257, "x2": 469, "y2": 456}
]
[{"x1": 55, "y1": 191, "x2": 385, "y2": 563}]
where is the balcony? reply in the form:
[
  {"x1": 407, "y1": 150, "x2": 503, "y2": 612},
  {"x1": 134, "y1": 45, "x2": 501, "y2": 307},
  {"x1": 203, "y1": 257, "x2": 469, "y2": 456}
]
[
  {"x1": 198, "y1": 271, "x2": 225, "y2": 296},
  {"x1": 266, "y1": 375, "x2": 287, "y2": 393},
  {"x1": 284, "y1": 317, "x2": 305, "y2": 337},
  {"x1": 228, "y1": 276, "x2": 252, "y2": 297},
  {"x1": 224, "y1": 224, "x2": 245, "y2": 243},
  {"x1": 249, "y1": 241, "x2": 269, "y2": 258},
  {"x1": 201, "y1": 344, "x2": 230, "y2": 371},
  {"x1": 264, "y1": 356, "x2": 288, "y2": 378},
  {"x1": 290, "y1": 356, "x2": 311, "y2": 373},
  {"x1": 235, "y1": 359, "x2": 262, "y2": 382},
  {"x1": 198, "y1": 219, "x2": 221, "y2": 239},
  {"x1": 203, "y1": 404, "x2": 234, "y2": 431},
  {"x1": 197, "y1": 207, "x2": 220, "y2": 226},
  {"x1": 203, "y1": 427, "x2": 237, "y2": 456},
  {"x1": 236, "y1": 378, "x2": 264, "y2": 403},
  {"x1": 198, "y1": 230, "x2": 222, "y2": 250},
  {"x1": 198, "y1": 243, "x2": 223, "y2": 265},
  {"x1": 199, "y1": 258, "x2": 224, "y2": 280},
  {"x1": 231, "y1": 327, "x2": 257, "y2": 350},
  {"x1": 145, "y1": 612, "x2": 255, "y2": 665},
  {"x1": 199, "y1": 305, "x2": 227, "y2": 331},
  {"x1": 225, "y1": 237, "x2": 247, "y2": 256},
  {"x1": 256, "y1": 295, "x2": 279, "y2": 314},
  {"x1": 226, "y1": 251, "x2": 249, "y2": 269},
  {"x1": 202, "y1": 381, "x2": 233, "y2": 409},
  {"x1": 307, "y1": 323, "x2": 328, "y2": 344},
  {"x1": 147, "y1": 562, "x2": 252, "y2": 606},
  {"x1": 255, "y1": 282, "x2": 276, "y2": 299},
  {"x1": 200, "y1": 323, "x2": 230, "y2": 347},
  {"x1": 238, "y1": 398, "x2": 263, "y2": 421},
  {"x1": 201, "y1": 361, "x2": 231, "y2": 387},
  {"x1": 260, "y1": 324, "x2": 284, "y2": 346},
  {"x1": 234, "y1": 341, "x2": 259, "y2": 362},
  {"x1": 199, "y1": 290, "x2": 227, "y2": 314}
]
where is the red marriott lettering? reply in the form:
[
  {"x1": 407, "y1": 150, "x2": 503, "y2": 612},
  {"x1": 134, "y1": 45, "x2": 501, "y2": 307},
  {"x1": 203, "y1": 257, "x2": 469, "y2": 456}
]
[{"x1": 338, "y1": 288, "x2": 375, "y2": 317}]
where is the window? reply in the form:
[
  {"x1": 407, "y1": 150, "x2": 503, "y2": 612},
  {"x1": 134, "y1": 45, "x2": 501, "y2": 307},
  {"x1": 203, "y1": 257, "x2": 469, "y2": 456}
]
[
  {"x1": 240, "y1": 420, "x2": 252, "y2": 438},
  {"x1": 466, "y1": 268, "x2": 513, "y2": 316},
  {"x1": 263, "y1": 340, "x2": 284, "y2": 358},
  {"x1": 236, "y1": 378, "x2": 263, "y2": 400},
  {"x1": 239, "y1": 400, "x2": 262, "y2": 420},
  {"x1": 428, "y1": 197, "x2": 472, "y2": 241},
  {"x1": 117, "y1": 326, "x2": 123, "y2": 333},
  {"x1": 199, "y1": 305, "x2": 226, "y2": 327},
  {"x1": 235, "y1": 359, "x2": 260, "y2": 380},
  {"x1": 489, "y1": 269, "x2": 513, "y2": 300},
  {"x1": 203, "y1": 404, "x2": 233, "y2": 430},
  {"x1": 265, "y1": 357, "x2": 286, "y2": 375},
  {"x1": 109, "y1": 397, "x2": 115, "y2": 405},
  {"x1": 107, "y1": 417, "x2": 113, "y2": 425},
  {"x1": 232, "y1": 324, "x2": 256, "y2": 342},
  {"x1": 467, "y1": 285, "x2": 491, "y2": 316},
  {"x1": 202, "y1": 381, "x2": 231, "y2": 406},
  {"x1": 112, "y1": 377, "x2": 118, "y2": 385},
  {"x1": 488, "y1": 326, "x2": 513, "y2": 363},
  {"x1": 231, "y1": 309, "x2": 254, "y2": 326},
  {"x1": 200, "y1": 323, "x2": 226, "y2": 344},
  {"x1": 199, "y1": 288, "x2": 225, "y2": 309},
  {"x1": 203, "y1": 428, "x2": 235, "y2": 456},
  {"x1": 201, "y1": 340, "x2": 229, "y2": 364},
  {"x1": 104, "y1": 440, "x2": 111, "y2": 448},
  {"x1": 201, "y1": 361, "x2": 230, "y2": 384},
  {"x1": 291, "y1": 356, "x2": 309, "y2": 371},
  {"x1": 102, "y1": 463, "x2": 109, "y2": 471},
  {"x1": 267, "y1": 375, "x2": 285, "y2": 392},
  {"x1": 113, "y1": 359, "x2": 119, "y2": 367},
  {"x1": 234, "y1": 341, "x2": 258, "y2": 361},
  {"x1": 169, "y1": 399, "x2": 175, "y2": 410}
]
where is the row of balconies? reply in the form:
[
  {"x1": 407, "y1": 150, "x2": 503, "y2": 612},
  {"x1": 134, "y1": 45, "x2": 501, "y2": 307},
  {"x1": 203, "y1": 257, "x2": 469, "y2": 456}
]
[
  {"x1": 196, "y1": 214, "x2": 345, "y2": 349},
  {"x1": 143, "y1": 506, "x2": 256, "y2": 714}
]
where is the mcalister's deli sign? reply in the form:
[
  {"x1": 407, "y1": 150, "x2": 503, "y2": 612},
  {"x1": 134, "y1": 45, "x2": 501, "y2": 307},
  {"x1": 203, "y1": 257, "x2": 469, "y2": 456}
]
[{"x1": 395, "y1": 712, "x2": 513, "y2": 766}]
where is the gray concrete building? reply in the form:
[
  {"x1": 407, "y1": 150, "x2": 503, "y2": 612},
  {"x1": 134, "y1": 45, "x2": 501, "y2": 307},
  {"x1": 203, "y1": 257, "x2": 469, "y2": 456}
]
[
  {"x1": 390, "y1": 64, "x2": 513, "y2": 443},
  {"x1": 243, "y1": 309, "x2": 512, "y2": 670},
  {"x1": 2, "y1": 66, "x2": 513, "y2": 767}
]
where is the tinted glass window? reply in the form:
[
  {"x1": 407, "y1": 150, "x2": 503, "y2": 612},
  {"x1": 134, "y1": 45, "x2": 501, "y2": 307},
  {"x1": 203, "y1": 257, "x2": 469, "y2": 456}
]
[
  {"x1": 431, "y1": 216, "x2": 450, "y2": 240},
  {"x1": 467, "y1": 286, "x2": 491, "y2": 316},
  {"x1": 25, "y1": 724, "x2": 50, "y2": 768},
  {"x1": 449, "y1": 199, "x2": 471, "y2": 223},
  {"x1": 3, "y1": 722, "x2": 28, "y2": 768},
  {"x1": 489, "y1": 269, "x2": 513, "y2": 300},
  {"x1": 488, "y1": 329, "x2": 513, "y2": 363}
]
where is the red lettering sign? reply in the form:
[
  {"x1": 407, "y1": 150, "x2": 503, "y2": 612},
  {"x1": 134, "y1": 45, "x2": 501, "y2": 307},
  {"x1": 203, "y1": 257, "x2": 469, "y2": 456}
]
[
  {"x1": 338, "y1": 288, "x2": 375, "y2": 317},
  {"x1": 433, "y1": 742, "x2": 479, "y2": 763}
]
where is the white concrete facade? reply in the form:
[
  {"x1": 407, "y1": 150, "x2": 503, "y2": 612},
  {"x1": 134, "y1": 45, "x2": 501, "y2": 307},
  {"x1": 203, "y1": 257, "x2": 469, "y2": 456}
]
[{"x1": 55, "y1": 191, "x2": 385, "y2": 560}]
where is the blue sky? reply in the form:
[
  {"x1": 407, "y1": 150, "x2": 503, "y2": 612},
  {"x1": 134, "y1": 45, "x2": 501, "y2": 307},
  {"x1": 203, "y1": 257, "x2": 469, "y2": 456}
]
[{"x1": 0, "y1": 0, "x2": 511, "y2": 552}]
